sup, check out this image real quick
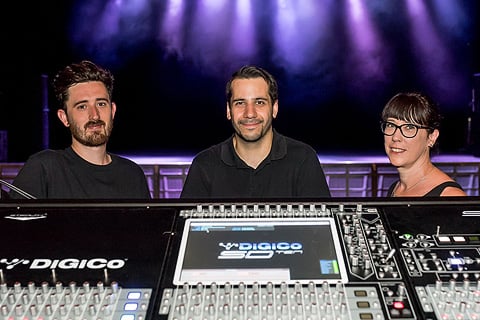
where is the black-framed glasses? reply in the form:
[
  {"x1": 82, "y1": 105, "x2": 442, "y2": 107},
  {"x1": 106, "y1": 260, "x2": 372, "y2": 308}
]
[{"x1": 380, "y1": 121, "x2": 432, "y2": 138}]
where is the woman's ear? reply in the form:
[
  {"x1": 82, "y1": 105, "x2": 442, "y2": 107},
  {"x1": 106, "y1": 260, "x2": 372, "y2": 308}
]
[{"x1": 429, "y1": 128, "x2": 439, "y2": 147}]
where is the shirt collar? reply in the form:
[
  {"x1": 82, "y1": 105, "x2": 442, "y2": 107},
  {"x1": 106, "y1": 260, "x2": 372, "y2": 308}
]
[{"x1": 220, "y1": 129, "x2": 287, "y2": 167}]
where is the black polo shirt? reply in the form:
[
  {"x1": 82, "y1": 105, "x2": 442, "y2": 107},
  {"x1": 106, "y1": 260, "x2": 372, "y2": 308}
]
[{"x1": 180, "y1": 130, "x2": 331, "y2": 199}]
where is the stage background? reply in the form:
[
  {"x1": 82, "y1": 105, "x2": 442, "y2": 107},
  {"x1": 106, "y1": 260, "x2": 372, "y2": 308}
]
[{"x1": 1, "y1": 0, "x2": 479, "y2": 161}]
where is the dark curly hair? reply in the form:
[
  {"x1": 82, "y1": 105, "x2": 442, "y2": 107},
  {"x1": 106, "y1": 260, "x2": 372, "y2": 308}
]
[{"x1": 52, "y1": 60, "x2": 114, "y2": 110}]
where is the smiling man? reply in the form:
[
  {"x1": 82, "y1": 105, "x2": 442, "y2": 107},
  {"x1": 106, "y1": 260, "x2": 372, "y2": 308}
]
[
  {"x1": 9, "y1": 60, "x2": 151, "y2": 199},
  {"x1": 180, "y1": 65, "x2": 331, "y2": 199}
]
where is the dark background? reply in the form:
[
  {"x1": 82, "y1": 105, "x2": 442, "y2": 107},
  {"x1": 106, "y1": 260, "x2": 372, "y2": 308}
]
[{"x1": 1, "y1": 0, "x2": 479, "y2": 162}]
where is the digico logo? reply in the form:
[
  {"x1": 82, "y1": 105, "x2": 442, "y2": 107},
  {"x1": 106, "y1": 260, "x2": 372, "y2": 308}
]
[{"x1": 0, "y1": 258, "x2": 126, "y2": 270}]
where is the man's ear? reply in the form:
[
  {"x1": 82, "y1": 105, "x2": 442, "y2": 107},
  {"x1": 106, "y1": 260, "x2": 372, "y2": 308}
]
[
  {"x1": 226, "y1": 102, "x2": 231, "y2": 120},
  {"x1": 57, "y1": 109, "x2": 69, "y2": 127},
  {"x1": 111, "y1": 102, "x2": 117, "y2": 119},
  {"x1": 272, "y1": 100, "x2": 278, "y2": 119}
]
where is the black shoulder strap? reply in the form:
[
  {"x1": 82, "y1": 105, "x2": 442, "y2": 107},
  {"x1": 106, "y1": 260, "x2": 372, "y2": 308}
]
[{"x1": 424, "y1": 181, "x2": 463, "y2": 197}]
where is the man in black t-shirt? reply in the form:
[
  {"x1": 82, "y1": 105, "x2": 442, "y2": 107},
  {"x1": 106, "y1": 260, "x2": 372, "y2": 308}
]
[{"x1": 10, "y1": 61, "x2": 150, "y2": 199}]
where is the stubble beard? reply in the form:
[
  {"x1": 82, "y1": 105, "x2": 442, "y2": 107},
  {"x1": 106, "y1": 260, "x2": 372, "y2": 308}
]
[
  {"x1": 70, "y1": 120, "x2": 113, "y2": 147},
  {"x1": 232, "y1": 118, "x2": 272, "y2": 143}
]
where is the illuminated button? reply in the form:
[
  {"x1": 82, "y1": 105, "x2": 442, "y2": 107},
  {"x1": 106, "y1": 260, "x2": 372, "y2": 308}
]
[
  {"x1": 124, "y1": 303, "x2": 138, "y2": 311},
  {"x1": 468, "y1": 235, "x2": 480, "y2": 244},
  {"x1": 438, "y1": 236, "x2": 450, "y2": 243},
  {"x1": 402, "y1": 308, "x2": 413, "y2": 317},
  {"x1": 423, "y1": 303, "x2": 433, "y2": 312},
  {"x1": 354, "y1": 290, "x2": 367, "y2": 297},
  {"x1": 127, "y1": 292, "x2": 142, "y2": 299},
  {"x1": 357, "y1": 301, "x2": 370, "y2": 308},
  {"x1": 120, "y1": 315, "x2": 135, "y2": 320},
  {"x1": 453, "y1": 236, "x2": 466, "y2": 242},
  {"x1": 393, "y1": 301, "x2": 404, "y2": 309},
  {"x1": 390, "y1": 309, "x2": 401, "y2": 317},
  {"x1": 419, "y1": 241, "x2": 432, "y2": 248}
]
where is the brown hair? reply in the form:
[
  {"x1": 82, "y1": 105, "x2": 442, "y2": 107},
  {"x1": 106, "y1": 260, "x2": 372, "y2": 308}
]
[
  {"x1": 52, "y1": 60, "x2": 114, "y2": 110},
  {"x1": 225, "y1": 65, "x2": 278, "y2": 106},
  {"x1": 381, "y1": 92, "x2": 442, "y2": 132}
]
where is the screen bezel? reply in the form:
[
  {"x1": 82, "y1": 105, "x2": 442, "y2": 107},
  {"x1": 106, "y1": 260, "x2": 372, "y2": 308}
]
[{"x1": 173, "y1": 217, "x2": 348, "y2": 285}]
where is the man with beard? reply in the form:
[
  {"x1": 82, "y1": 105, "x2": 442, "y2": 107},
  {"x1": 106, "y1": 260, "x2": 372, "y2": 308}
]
[
  {"x1": 9, "y1": 60, "x2": 151, "y2": 199},
  {"x1": 180, "y1": 65, "x2": 331, "y2": 199}
]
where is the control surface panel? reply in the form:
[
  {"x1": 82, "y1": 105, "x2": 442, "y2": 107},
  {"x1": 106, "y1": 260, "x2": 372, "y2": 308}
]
[{"x1": 1, "y1": 199, "x2": 479, "y2": 319}]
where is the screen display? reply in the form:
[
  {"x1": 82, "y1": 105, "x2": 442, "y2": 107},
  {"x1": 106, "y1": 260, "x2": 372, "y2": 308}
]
[{"x1": 173, "y1": 218, "x2": 348, "y2": 285}]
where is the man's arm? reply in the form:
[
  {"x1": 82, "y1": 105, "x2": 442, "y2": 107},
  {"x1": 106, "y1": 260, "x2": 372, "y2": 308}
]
[
  {"x1": 297, "y1": 151, "x2": 331, "y2": 198},
  {"x1": 180, "y1": 159, "x2": 210, "y2": 199},
  {"x1": 9, "y1": 158, "x2": 46, "y2": 199}
]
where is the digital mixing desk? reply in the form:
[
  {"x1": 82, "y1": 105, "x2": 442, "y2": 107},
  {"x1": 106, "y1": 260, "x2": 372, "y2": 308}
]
[{"x1": 0, "y1": 198, "x2": 479, "y2": 320}]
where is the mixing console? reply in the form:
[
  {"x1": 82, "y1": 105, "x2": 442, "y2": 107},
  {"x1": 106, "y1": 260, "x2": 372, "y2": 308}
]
[
  {"x1": 0, "y1": 199, "x2": 479, "y2": 319},
  {"x1": 0, "y1": 280, "x2": 151, "y2": 320}
]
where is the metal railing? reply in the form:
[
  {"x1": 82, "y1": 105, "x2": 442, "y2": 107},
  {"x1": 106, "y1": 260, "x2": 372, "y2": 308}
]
[{"x1": 2, "y1": 161, "x2": 478, "y2": 198}]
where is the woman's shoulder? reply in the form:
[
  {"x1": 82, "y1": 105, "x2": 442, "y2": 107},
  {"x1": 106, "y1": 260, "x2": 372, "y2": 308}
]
[
  {"x1": 436, "y1": 181, "x2": 466, "y2": 196},
  {"x1": 426, "y1": 179, "x2": 466, "y2": 196}
]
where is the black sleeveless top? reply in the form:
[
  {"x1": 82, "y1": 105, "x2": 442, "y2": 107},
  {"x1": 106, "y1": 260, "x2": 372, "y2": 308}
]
[{"x1": 387, "y1": 181, "x2": 464, "y2": 197}]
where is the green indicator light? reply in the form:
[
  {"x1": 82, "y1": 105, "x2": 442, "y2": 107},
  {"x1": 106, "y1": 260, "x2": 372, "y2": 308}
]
[{"x1": 333, "y1": 260, "x2": 339, "y2": 274}]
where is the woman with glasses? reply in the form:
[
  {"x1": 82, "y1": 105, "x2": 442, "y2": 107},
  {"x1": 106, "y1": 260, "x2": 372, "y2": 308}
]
[{"x1": 380, "y1": 92, "x2": 466, "y2": 197}]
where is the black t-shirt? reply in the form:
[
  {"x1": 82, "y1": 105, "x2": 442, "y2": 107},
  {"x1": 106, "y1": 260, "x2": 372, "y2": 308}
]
[
  {"x1": 180, "y1": 130, "x2": 331, "y2": 199},
  {"x1": 9, "y1": 147, "x2": 151, "y2": 199}
]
